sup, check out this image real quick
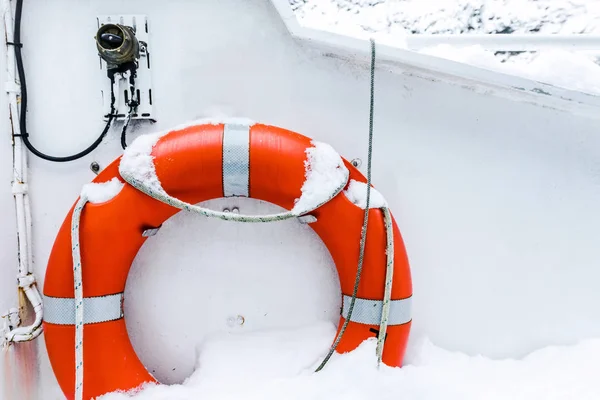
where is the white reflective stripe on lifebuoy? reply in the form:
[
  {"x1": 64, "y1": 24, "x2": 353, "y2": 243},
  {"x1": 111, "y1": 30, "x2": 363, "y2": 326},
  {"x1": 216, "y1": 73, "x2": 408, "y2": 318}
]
[
  {"x1": 341, "y1": 295, "x2": 412, "y2": 326},
  {"x1": 222, "y1": 123, "x2": 250, "y2": 197},
  {"x1": 43, "y1": 293, "x2": 124, "y2": 325}
]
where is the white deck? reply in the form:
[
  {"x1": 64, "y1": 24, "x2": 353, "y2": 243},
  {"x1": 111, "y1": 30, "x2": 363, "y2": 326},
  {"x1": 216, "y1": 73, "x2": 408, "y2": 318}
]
[{"x1": 2, "y1": 0, "x2": 600, "y2": 398}]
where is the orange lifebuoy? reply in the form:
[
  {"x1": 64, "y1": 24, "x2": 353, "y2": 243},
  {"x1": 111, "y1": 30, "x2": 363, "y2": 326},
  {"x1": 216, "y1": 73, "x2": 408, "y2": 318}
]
[{"x1": 43, "y1": 122, "x2": 412, "y2": 399}]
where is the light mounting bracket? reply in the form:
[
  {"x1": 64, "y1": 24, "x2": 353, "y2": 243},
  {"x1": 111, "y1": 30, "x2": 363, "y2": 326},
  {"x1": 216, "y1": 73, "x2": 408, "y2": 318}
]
[{"x1": 96, "y1": 15, "x2": 155, "y2": 122}]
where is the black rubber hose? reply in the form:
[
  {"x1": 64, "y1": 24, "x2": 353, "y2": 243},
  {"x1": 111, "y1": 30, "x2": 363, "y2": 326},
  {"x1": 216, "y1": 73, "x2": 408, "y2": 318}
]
[
  {"x1": 13, "y1": 0, "x2": 115, "y2": 162},
  {"x1": 120, "y1": 111, "x2": 132, "y2": 150}
]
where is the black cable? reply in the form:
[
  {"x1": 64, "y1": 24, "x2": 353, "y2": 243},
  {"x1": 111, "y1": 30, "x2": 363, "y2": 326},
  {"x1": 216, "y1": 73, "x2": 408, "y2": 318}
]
[
  {"x1": 13, "y1": 0, "x2": 116, "y2": 162},
  {"x1": 120, "y1": 69, "x2": 139, "y2": 149},
  {"x1": 120, "y1": 107, "x2": 133, "y2": 149},
  {"x1": 314, "y1": 38, "x2": 377, "y2": 372}
]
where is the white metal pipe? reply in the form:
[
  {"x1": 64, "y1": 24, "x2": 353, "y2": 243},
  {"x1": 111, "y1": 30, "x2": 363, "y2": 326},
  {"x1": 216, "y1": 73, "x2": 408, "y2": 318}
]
[
  {"x1": 23, "y1": 192, "x2": 33, "y2": 274},
  {"x1": 405, "y1": 34, "x2": 600, "y2": 52},
  {"x1": 13, "y1": 192, "x2": 28, "y2": 277},
  {"x1": 16, "y1": 126, "x2": 32, "y2": 275},
  {"x1": 3, "y1": 0, "x2": 26, "y2": 280},
  {"x1": 2, "y1": 0, "x2": 44, "y2": 345}
]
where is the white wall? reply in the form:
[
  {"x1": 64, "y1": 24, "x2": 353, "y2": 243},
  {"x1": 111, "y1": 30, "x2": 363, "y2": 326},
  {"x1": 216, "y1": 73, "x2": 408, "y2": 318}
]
[{"x1": 2, "y1": 0, "x2": 600, "y2": 398}]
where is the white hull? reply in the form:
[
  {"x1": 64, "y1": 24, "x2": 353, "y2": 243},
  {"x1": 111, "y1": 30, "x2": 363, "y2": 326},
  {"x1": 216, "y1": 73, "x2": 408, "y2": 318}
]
[{"x1": 2, "y1": 1, "x2": 600, "y2": 398}]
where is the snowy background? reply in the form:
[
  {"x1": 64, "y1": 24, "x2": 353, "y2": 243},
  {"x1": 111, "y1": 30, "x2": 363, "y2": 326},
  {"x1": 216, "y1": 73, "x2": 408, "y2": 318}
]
[
  {"x1": 290, "y1": 0, "x2": 600, "y2": 36},
  {"x1": 290, "y1": 0, "x2": 600, "y2": 94}
]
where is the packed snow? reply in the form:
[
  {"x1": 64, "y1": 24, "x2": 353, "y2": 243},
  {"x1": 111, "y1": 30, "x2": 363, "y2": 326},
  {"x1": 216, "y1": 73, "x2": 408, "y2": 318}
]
[
  {"x1": 343, "y1": 179, "x2": 387, "y2": 209},
  {"x1": 80, "y1": 177, "x2": 124, "y2": 204},
  {"x1": 291, "y1": 141, "x2": 349, "y2": 214},
  {"x1": 100, "y1": 321, "x2": 600, "y2": 400}
]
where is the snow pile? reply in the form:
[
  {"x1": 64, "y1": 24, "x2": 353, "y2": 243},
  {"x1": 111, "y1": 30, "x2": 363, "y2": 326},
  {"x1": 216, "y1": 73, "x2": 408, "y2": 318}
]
[
  {"x1": 343, "y1": 179, "x2": 387, "y2": 209},
  {"x1": 100, "y1": 322, "x2": 600, "y2": 400},
  {"x1": 119, "y1": 131, "x2": 168, "y2": 196},
  {"x1": 422, "y1": 45, "x2": 600, "y2": 94},
  {"x1": 292, "y1": 141, "x2": 348, "y2": 214},
  {"x1": 80, "y1": 177, "x2": 124, "y2": 204}
]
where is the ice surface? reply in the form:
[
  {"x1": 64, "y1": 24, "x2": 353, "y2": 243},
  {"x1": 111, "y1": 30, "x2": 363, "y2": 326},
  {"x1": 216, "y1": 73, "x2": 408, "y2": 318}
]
[
  {"x1": 100, "y1": 324, "x2": 600, "y2": 400},
  {"x1": 292, "y1": 141, "x2": 348, "y2": 214},
  {"x1": 343, "y1": 179, "x2": 387, "y2": 209},
  {"x1": 80, "y1": 177, "x2": 124, "y2": 204}
]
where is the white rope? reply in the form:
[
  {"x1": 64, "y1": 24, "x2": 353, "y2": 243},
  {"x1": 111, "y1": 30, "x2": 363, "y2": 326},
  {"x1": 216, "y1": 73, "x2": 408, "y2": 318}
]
[
  {"x1": 315, "y1": 38, "x2": 396, "y2": 371},
  {"x1": 376, "y1": 207, "x2": 394, "y2": 364},
  {"x1": 72, "y1": 196, "x2": 87, "y2": 400},
  {"x1": 118, "y1": 170, "x2": 348, "y2": 223}
]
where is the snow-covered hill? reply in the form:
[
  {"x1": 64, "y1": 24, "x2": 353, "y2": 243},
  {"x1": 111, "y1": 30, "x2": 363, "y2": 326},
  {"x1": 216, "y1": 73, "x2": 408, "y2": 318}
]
[
  {"x1": 289, "y1": 0, "x2": 600, "y2": 95},
  {"x1": 290, "y1": 0, "x2": 600, "y2": 36}
]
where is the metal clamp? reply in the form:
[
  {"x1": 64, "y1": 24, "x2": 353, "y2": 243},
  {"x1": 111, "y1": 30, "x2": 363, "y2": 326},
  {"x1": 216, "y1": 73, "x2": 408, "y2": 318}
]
[
  {"x1": 5, "y1": 81, "x2": 20, "y2": 93},
  {"x1": 298, "y1": 214, "x2": 317, "y2": 224},
  {"x1": 11, "y1": 182, "x2": 29, "y2": 195},
  {"x1": 17, "y1": 273, "x2": 36, "y2": 288},
  {"x1": 142, "y1": 225, "x2": 161, "y2": 237}
]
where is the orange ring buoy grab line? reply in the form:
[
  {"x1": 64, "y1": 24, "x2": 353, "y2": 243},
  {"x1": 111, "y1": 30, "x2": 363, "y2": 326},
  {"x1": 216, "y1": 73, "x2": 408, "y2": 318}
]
[{"x1": 42, "y1": 119, "x2": 413, "y2": 400}]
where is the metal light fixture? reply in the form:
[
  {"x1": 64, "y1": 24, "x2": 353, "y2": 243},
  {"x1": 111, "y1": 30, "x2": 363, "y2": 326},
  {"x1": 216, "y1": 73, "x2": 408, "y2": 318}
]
[{"x1": 95, "y1": 23, "x2": 139, "y2": 68}]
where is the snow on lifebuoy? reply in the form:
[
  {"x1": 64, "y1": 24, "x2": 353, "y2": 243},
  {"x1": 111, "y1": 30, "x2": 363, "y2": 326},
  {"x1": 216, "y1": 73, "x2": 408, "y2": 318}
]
[
  {"x1": 80, "y1": 177, "x2": 125, "y2": 204},
  {"x1": 343, "y1": 179, "x2": 387, "y2": 209},
  {"x1": 292, "y1": 141, "x2": 349, "y2": 215}
]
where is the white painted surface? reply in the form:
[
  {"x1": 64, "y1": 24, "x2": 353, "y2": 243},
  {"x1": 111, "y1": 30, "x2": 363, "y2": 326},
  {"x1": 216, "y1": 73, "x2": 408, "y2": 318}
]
[
  {"x1": 405, "y1": 33, "x2": 600, "y2": 51},
  {"x1": 126, "y1": 198, "x2": 340, "y2": 384},
  {"x1": 1, "y1": 0, "x2": 600, "y2": 398}
]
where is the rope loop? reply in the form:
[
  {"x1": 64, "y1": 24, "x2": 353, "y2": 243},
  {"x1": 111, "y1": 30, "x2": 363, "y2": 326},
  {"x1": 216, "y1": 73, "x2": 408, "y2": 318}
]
[{"x1": 119, "y1": 168, "x2": 349, "y2": 223}]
